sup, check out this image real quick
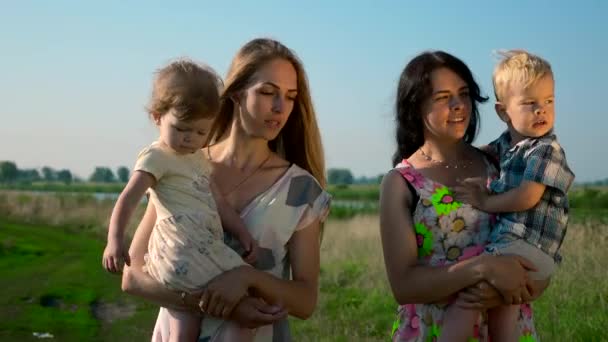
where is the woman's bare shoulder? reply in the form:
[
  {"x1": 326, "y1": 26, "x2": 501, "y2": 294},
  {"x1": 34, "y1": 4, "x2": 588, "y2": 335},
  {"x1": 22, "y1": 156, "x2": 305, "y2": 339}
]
[{"x1": 266, "y1": 152, "x2": 291, "y2": 170}]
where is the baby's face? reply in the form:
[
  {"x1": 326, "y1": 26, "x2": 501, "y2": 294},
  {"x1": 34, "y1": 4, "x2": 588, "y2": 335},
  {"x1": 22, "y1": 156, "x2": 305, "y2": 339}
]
[
  {"x1": 157, "y1": 112, "x2": 214, "y2": 154},
  {"x1": 501, "y1": 75, "x2": 555, "y2": 140}
]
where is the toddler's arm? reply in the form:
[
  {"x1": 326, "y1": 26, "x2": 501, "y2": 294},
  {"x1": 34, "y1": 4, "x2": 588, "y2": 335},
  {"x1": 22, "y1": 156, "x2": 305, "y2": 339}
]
[
  {"x1": 209, "y1": 182, "x2": 258, "y2": 264},
  {"x1": 455, "y1": 179, "x2": 545, "y2": 213},
  {"x1": 102, "y1": 171, "x2": 156, "y2": 273}
]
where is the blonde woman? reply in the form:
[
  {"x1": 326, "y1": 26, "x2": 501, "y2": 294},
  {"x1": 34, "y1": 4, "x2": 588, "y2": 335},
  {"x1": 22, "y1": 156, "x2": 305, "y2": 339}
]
[{"x1": 122, "y1": 38, "x2": 331, "y2": 341}]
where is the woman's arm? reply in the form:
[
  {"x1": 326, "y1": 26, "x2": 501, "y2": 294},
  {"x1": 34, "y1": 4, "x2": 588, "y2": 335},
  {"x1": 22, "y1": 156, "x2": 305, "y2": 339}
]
[
  {"x1": 379, "y1": 170, "x2": 532, "y2": 305},
  {"x1": 122, "y1": 202, "x2": 285, "y2": 326},
  {"x1": 252, "y1": 218, "x2": 321, "y2": 319},
  {"x1": 203, "y1": 219, "x2": 321, "y2": 320}
]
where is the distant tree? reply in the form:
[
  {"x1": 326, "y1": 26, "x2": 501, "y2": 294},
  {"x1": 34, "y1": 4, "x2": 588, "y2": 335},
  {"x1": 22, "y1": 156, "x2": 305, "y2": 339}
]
[
  {"x1": 89, "y1": 167, "x2": 116, "y2": 183},
  {"x1": 117, "y1": 166, "x2": 130, "y2": 183},
  {"x1": 327, "y1": 168, "x2": 354, "y2": 185},
  {"x1": 18, "y1": 169, "x2": 42, "y2": 182},
  {"x1": 0, "y1": 161, "x2": 18, "y2": 183},
  {"x1": 56, "y1": 169, "x2": 73, "y2": 185},
  {"x1": 41, "y1": 166, "x2": 56, "y2": 182}
]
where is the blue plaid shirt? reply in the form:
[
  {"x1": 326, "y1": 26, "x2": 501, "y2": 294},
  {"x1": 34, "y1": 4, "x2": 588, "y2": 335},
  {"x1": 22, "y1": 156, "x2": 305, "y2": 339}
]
[{"x1": 487, "y1": 131, "x2": 575, "y2": 262}]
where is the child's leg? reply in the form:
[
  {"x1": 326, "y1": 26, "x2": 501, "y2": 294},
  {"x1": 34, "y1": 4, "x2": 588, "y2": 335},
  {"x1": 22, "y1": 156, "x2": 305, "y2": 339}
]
[
  {"x1": 212, "y1": 321, "x2": 255, "y2": 342},
  {"x1": 438, "y1": 303, "x2": 479, "y2": 342},
  {"x1": 484, "y1": 237, "x2": 555, "y2": 342},
  {"x1": 488, "y1": 305, "x2": 519, "y2": 342},
  {"x1": 167, "y1": 308, "x2": 201, "y2": 342}
]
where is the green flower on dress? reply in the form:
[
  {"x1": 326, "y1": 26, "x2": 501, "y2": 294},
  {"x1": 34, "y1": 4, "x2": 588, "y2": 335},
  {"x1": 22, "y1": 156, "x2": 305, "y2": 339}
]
[
  {"x1": 414, "y1": 222, "x2": 434, "y2": 257},
  {"x1": 426, "y1": 323, "x2": 441, "y2": 342},
  {"x1": 519, "y1": 333, "x2": 536, "y2": 342},
  {"x1": 431, "y1": 186, "x2": 461, "y2": 216},
  {"x1": 391, "y1": 316, "x2": 401, "y2": 337},
  {"x1": 467, "y1": 339, "x2": 479, "y2": 342}
]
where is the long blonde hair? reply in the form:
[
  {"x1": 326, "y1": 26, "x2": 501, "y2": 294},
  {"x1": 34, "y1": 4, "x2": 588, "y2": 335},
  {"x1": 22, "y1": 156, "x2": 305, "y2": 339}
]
[{"x1": 209, "y1": 38, "x2": 326, "y2": 188}]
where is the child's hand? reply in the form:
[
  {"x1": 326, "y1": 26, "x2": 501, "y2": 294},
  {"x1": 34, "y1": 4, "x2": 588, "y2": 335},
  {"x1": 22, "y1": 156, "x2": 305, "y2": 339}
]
[
  {"x1": 199, "y1": 266, "x2": 251, "y2": 319},
  {"x1": 239, "y1": 232, "x2": 259, "y2": 265},
  {"x1": 453, "y1": 177, "x2": 489, "y2": 209},
  {"x1": 102, "y1": 238, "x2": 130, "y2": 274}
]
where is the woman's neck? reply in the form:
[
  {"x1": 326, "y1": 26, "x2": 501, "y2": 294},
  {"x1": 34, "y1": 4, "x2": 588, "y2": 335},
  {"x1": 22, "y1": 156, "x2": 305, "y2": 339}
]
[
  {"x1": 418, "y1": 139, "x2": 470, "y2": 164},
  {"x1": 211, "y1": 120, "x2": 271, "y2": 171}
]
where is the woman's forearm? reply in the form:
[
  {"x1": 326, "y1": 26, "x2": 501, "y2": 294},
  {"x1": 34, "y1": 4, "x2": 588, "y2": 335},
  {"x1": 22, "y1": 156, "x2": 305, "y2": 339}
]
[
  {"x1": 245, "y1": 268, "x2": 317, "y2": 320},
  {"x1": 389, "y1": 256, "x2": 486, "y2": 304},
  {"x1": 121, "y1": 265, "x2": 199, "y2": 313}
]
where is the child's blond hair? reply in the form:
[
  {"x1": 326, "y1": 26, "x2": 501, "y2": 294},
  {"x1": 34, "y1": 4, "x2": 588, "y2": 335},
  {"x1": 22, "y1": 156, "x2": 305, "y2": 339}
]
[
  {"x1": 492, "y1": 50, "x2": 553, "y2": 102},
  {"x1": 146, "y1": 58, "x2": 222, "y2": 121}
]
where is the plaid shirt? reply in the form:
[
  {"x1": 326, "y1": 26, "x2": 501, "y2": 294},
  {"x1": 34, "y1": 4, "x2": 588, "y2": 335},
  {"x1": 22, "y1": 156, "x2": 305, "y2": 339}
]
[{"x1": 488, "y1": 131, "x2": 575, "y2": 262}]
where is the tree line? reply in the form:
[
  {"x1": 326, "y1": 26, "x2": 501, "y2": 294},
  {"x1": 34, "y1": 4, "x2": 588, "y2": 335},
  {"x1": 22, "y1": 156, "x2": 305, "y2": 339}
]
[
  {"x1": 327, "y1": 168, "x2": 383, "y2": 185},
  {"x1": 0, "y1": 161, "x2": 131, "y2": 184},
  {"x1": 0, "y1": 162, "x2": 381, "y2": 186},
  {"x1": 4, "y1": 161, "x2": 606, "y2": 187}
]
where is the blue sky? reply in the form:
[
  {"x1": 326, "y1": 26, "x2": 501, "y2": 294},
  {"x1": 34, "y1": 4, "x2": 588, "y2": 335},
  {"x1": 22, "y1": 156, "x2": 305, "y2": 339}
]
[{"x1": 1, "y1": 1, "x2": 606, "y2": 181}]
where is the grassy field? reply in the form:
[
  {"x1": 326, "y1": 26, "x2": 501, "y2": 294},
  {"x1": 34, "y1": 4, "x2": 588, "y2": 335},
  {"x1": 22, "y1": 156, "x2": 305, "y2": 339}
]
[
  {"x1": 0, "y1": 220, "x2": 159, "y2": 341},
  {"x1": 292, "y1": 215, "x2": 608, "y2": 341},
  {"x1": 0, "y1": 190, "x2": 606, "y2": 341}
]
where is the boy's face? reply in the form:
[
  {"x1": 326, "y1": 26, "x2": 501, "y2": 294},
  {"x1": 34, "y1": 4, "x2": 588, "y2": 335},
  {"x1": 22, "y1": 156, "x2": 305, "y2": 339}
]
[
  {"x1": 155, "y1": 111, "x2": 214, "y2": 154},
  {"x1": 497, "y1": 74, "x2": 555, "y2": 143}
]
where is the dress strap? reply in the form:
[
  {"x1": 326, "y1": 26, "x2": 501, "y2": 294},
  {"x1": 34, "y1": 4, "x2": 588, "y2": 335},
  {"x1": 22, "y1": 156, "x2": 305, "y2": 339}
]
[{"x1": 394, "y1": 159, "x2": 421, "y2": 208}]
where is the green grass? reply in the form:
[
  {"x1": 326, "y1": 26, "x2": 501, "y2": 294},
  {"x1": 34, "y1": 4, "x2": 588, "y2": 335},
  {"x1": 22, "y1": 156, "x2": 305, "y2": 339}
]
[{"x1": 0, "y1": 220, "x2": 157, "y2": 342}]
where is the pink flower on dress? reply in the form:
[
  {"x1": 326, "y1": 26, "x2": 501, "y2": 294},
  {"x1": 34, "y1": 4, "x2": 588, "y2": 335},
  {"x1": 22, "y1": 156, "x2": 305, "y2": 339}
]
[
  {"x1": 401, "y1": 168, "x2": 425, "y2": 189},
  {"x1": 459, "y1": 245, "x2": 485, "y2": 261},
  {"x1": 520, "y1": 303, "x2": 533, "y2": 319},
  {"x1": 394, "y1": 304, "x2": 420, "y2": 340}
]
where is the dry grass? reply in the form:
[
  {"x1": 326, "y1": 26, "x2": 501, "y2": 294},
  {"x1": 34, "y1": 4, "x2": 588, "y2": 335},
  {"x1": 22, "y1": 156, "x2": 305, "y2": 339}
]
[
  {"x1": 0, "y1": 190, "x2": 145, "y2": 239},
  {"x1": 292, "y1": 214, "x2": 608, "y2": 341},
  {"x1": 0, "y1": 190, "x2": 605, "y2": 340}
]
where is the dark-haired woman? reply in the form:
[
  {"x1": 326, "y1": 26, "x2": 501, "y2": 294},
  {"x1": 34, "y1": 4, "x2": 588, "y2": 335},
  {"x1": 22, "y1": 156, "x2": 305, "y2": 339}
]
[{"x1": 380, "y1": 51, "x2": 547, "y2": 341}]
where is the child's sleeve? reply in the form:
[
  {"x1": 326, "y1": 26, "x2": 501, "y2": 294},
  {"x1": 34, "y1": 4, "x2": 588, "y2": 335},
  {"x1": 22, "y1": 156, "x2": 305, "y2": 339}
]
[
  {"x1": 133, "y1": 146, "x2": 168, "y2": 181},
  {"x1": 523, "y1": 143, "x2": 575, "y2": 194}
]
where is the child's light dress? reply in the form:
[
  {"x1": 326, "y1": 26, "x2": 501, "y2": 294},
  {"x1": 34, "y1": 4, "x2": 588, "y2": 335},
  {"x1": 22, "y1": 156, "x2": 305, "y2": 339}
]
[{"x1": 135, "y1": 141, "x2": 245, "y2": 293}]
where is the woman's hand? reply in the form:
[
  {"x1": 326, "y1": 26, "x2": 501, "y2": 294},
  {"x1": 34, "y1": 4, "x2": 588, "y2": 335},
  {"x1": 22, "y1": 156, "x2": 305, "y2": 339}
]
[
  {"x1": 199, "y1": 266, "x2": 252, "y2": 319},
  {"x1": 482, "y1": 255, "x2": 537, "y2": 304},
  {"x1": 229, "y1": 297, "x2": 287, "y2": 329},
  {"x1": 455, "y1": 281, "x2": 503, "y2": 310}
]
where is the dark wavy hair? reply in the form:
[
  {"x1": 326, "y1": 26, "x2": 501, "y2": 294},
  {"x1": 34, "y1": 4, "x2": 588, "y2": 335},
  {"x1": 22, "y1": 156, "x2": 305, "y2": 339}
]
[{"x1": 392, "y1": 51, "x2": 488, "y2": 166}]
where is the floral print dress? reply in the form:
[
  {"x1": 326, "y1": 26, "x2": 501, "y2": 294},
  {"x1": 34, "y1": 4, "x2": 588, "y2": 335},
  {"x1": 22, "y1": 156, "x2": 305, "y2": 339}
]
[{"x1": 391, "y1": 159, "x2": 538, "y2": 342}]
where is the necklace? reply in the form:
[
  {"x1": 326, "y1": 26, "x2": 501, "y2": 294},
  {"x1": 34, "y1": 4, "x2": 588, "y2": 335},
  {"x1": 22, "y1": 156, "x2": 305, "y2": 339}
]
[
  {"x1": 208, "y1": 146, "x2": 273, "y2": 195},
  {"x1": 418, "y1": 148, "x2": 474, "y2": 169}
]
